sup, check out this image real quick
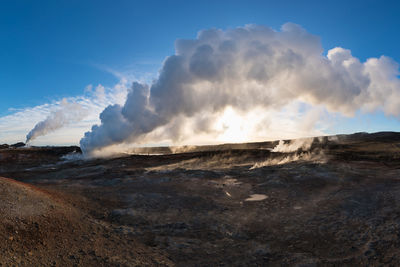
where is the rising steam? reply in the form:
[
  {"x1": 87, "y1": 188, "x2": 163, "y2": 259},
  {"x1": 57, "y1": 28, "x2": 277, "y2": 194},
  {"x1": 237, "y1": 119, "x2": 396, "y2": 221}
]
[
  {"x1": 271, "y1": 138, "x2": 314, "y2": 153},
  {"x1": 26, "y1": 99, "x2": 88, "y2": 143},
  {"x1": 80, "y1": 23, "x2": 400, "y2": 154}
]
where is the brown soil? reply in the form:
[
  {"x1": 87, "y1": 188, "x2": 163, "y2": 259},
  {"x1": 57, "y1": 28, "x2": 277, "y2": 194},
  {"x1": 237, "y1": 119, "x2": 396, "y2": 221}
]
[
  {"x1": 1, "y1": 132, "x2": 400, "y2": 266},
  {"x1": 0, "y1": 177, "x2": 172, "y2": 266}
]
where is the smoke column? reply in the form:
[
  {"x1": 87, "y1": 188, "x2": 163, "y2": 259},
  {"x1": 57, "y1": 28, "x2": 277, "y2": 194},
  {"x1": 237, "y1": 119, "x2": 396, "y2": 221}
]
[
  {"x1": 80, "y1": 23, "x2": 400, "y2": 154},
  {"x1": 26, "y1": 99, "x2": 88, "y2": 143}
]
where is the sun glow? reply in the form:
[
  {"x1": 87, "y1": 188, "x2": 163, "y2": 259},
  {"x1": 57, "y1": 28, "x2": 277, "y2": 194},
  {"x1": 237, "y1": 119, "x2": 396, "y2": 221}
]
[{"x1": 215, "y1": 107, "x2": 265, "y2": 143}]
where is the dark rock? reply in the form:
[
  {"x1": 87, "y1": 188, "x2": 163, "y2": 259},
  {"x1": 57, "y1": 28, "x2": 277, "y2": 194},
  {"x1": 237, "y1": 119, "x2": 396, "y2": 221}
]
[{"x1": 10, "y1": 142, "x2": 25, "y2": 148}]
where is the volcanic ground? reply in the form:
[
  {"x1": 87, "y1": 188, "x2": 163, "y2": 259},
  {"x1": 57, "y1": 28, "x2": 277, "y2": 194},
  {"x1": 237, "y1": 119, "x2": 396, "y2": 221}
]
[{"x1": 1, "y1": 132, "x2": 400, "y2": 266}]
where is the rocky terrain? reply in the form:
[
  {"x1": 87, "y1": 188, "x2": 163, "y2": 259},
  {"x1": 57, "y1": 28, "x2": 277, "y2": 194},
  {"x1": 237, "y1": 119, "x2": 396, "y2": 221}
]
[{"x1": 1, "y1": 132, "x2": 400, "y2": 266}]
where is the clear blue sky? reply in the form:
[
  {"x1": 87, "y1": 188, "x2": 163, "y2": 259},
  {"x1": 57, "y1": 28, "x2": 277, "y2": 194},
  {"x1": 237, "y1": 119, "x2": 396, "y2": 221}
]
[{"x1": 1, "y1": 0, "x2": 400, "y2": 139}]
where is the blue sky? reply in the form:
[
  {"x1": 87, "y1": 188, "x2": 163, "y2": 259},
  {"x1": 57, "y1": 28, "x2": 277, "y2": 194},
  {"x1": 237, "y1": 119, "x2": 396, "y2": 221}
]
[{"x1": 1, "y1": 0, "x2": 400, "y2": 145}]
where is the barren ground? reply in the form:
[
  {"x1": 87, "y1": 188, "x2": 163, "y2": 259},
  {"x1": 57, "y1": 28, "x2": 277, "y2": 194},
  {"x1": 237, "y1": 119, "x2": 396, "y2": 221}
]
[{"x1": 1, "y1": 132, "x2": 400, "y2": 266}]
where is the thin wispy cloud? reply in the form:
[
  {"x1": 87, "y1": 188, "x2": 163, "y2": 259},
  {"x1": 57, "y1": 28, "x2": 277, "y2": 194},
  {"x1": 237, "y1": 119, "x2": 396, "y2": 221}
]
[
  {"x1": 0, "y1": 79, "x2": 129, "y2": 145},
  {"x1": 90, "y1": 62, "x2": 159, "y2": 85}
]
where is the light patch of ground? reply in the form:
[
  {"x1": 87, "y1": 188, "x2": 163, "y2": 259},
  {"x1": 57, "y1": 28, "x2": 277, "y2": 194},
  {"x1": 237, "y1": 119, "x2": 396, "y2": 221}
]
[{"x1": 245, "y1": 194, "x2": 268, "y2": 201}]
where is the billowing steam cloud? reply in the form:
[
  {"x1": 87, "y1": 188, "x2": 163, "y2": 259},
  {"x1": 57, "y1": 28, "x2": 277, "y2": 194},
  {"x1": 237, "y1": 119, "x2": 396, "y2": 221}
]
[
  {"x1": 80, "y1": 23, "x2": 400, "y2": 154},
  {"x1": 26, "y1": 99, "x2": 88, "y2": 143}
]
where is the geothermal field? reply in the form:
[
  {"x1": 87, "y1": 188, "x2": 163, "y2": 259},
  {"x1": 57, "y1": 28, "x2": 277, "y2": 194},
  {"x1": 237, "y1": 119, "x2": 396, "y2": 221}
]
[{"x1": 0, "y1": 132, "x2": 400, "y2": 266}]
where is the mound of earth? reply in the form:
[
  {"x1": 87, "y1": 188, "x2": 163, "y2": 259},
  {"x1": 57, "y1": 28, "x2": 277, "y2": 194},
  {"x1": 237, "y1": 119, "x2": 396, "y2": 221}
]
[{"x1": 0, "y1": 177, "x2": 172, "y2": 266}]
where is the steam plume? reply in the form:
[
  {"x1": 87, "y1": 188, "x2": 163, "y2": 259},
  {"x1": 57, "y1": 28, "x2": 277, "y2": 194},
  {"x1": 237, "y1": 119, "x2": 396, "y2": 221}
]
[
  {"x1": 80, "y1": 23, "x2": 400, "y2": 154},
  {"x1": 26, "y1": 99, "x2": 88, "y2": 143},
  {"x1": 271, "y1": 138, "x2": 314, "y2": 153}
]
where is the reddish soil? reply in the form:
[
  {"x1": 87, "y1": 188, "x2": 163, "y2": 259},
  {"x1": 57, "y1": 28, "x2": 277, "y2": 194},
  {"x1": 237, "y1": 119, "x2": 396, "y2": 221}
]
[{"x1": 0, "y1": 177, "x2": 172, "y2": 266}]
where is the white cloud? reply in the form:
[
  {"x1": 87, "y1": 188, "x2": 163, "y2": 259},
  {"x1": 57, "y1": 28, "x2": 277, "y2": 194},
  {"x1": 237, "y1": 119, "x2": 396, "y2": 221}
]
[{"x1": 80, "y1": 23, "x2": 400, "y2": 154}]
